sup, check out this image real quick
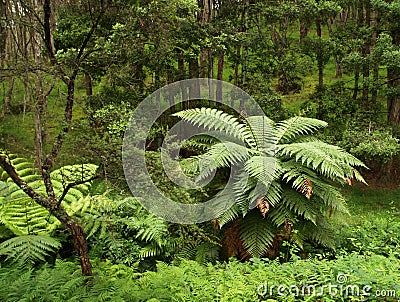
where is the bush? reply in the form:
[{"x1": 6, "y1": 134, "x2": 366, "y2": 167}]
[{"x1": 341, "y1": 120, "x2": 399, "y2": 163}]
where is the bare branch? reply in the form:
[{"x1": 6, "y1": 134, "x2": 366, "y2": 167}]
[{"x1": 57, "y1": 173, "x2": 102, "y2": 206}]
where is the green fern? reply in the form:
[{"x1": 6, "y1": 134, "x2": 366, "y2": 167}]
[
  {"x1": 0, "y1": 235, "x2": 61, "y2": 266},
  {"x1": 175, "y1": 108, "x2": 366, "y2": 258},
  {"x1": 0, "y1": 155, "x2": 98, "y2": 235},
  {"x1": 0, "y1": 154, "x2": 98, "y2": 264}
]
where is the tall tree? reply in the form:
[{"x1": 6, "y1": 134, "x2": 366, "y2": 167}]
[{"x1": 0, "y1": 0, "x2": 110, "y2": 276}]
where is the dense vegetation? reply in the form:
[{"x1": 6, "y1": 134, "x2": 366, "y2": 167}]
[{"x1": 0, "y1": 0, "x2": 399, "y2": 301}]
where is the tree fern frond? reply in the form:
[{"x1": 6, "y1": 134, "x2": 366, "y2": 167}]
[
  {"x1": 173, "y1": 107, "x2": 254, "y2": 146},
  {"x1": 281, "y1": 189, "x2": 318, "y2": 224},
  {"x1": 277, "y1": 141, "x2": 352, "y2": 182},
  {"x1": 244, "y1": 155, "x2": 277, "y2": 187},
  {"x1": 296, "y1": 218, "x2": 336, "y2": 249},
  {"x1": 0, "y1": 235, "x2": 61, "y2": 266},
  {"x1": 196, "y1": 142, "x2": 251, "y2": 180},
  {"x1": 0, "y1": 196, "x2": 50, "y2": 235},
  {"x1": 268, "y1": 203, "x2": 296, "y2": 227},
  {"x1": 274, "y1": 116, "x2": 328, "y2": 144},
  {"x1": 239, "y1": 211, "x2": 276, "y2": 258},
  {"x1": 245, "y1": 116, "x2": 276, "y2": 152}
]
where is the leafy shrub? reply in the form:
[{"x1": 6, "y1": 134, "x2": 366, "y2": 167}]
[
  {"x1": 341, "y1": 120, "x2": 399, "y2": 163},
  {"x1": 301, "y1": 83, "x2": 357, "y2": 142},
  {"x1": 336, "y1": 210, "x2": 400, "y2": 259}
]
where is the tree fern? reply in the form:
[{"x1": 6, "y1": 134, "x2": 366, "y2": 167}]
[
  {"x1": 0, "y1": 154, "x2": 98, "y2": 264},
  {"x1": 175, "y1": 108, "x2": 366, "y2": 258}
]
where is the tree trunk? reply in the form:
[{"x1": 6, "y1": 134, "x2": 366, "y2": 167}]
[
  {"x1": 84, "y1": 72, "x2": 93, "y2": 96},
  {"x1": 370, "y1": 9, "x2": 378, "y2": 104},
  {"x1": 299, "y1": 20, "x2": 309, "y2": 42},
  {"x1": 177, "y1": 51, "x2": 188, "y2": 110},
  {"x1": 216, "y1": 51, "x2": 224, "y2": 104},
  {"x1": 353, "y1": 69, "x2": 360, "y2": 100},
  {"x1": 167, "y1": 71, "x2": 175, "y2": 114},
  {"x1": 0, "y1": 0, "x2": 7, "y2": 68},
  {"x1": 327, "y1": 17, "x2": 342, "y2": 78},
  {"x1": 0, "y1": 154, "x2": 93, "y2": 277},
  {"x1": 66, "y1": 220, "x2": 93, "y2": 276},
  {"x1": 315, "y1": 20, "x2": 324, "y2": 87},
  {"x1": 0, "y1": 77, "x2": 13, "y2": 120},
  {"x1": 188, "y1": 58, "x2": 200, "y2": 108},
  {"x1": 387, "y1": 29, "x2": 400, "y2": 127},
  {"x1": 361, "y1": 0, "x2": 371, "y2": 108},
  {"x1": 199, "y1": 0, "x2": 211, "y2": 78}
]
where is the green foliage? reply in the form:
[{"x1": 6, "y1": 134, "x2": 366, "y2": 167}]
[
  {"x1": 0, "y1": 156, "x2": 97, "y2": 235},
  {"x1": 1, "y1": 254, "x2": 398, "y2": 301},
  {"x1": 175, "y1": 108, "x2": 366, "y2": 258},
  {"x1": 0, "y1": 154, "x2": 98, "y2": 264},
  {"x1": 0, "y1": 235, "x2": 61, "y2": 266},
  {"x1": 342, "y1": 120, "x2": 400, "y2": 163},
  {"x1": 301, "y1": 84, "x2": 358, "y2": 141}
]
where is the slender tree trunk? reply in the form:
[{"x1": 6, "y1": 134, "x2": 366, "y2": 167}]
[
  {"x1": 1, "y1": 77, "x2": 13, "y2": 120},
  {"x1": 370, "y1": 9, "x2": 378, "y2": 104},
  {"x1": 327, "y1": 17, "x2": 342, "y2": 78},
  {"x1": 387, "y1": 69, "x2": 400, "y2": 127},
  {"x1": 84, "y1": 72, "x2": 93, "y2": 96},
  {"x1": 353, "y1": 69, "x2": 360, "y2": 100},
  {"x1": 167, "y1": 71, "x2": 175, "y2": 114},
  {"x1": 216, "y1": 51, "x2": 224, "y2": 104},
  {"x1": 299, "y1": 20, "x2": 309, "y2": 42},
  {"x1": 0, "y1": 0, "x2": 6, "y2": 68},
  {"x1": 189, "y1": 58, "x2": 200, "y2": 108},
  {"x1": 361, "y1": 0, "x2": 371, "y2": 107},
  {"x1": 315, "y1": 20, "x2": 324, "y2": 86},
  {"x1": 199, "y1": 0, "x2": 211, "y2": 78},
  {"x1": 177, "y1": 51, "x2": 188, "y2": 110}
]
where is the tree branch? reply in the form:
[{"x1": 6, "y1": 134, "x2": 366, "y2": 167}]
[
  {"x1": 57, "y1": 173, "x2": 101, "y2": 206},
  {"x1": 0, "y1": 153, "x2": 52, "y2": 209}
]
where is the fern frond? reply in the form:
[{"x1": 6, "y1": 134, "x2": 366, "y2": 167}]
[
  {"x1": 173, "y1": 108, "x2": 255, "y2": 146},
  {"x1": 277, "y1": 141, "x2": 357, "y2": 182},
  {"x1": 281, "y1": 189, "x2": 318, "y2": 224},
  {"x1": 239, "y1": 211, "x2": 276, "y2": 258},
  {"x1": 0, "y1": 235, "x2": 61, "y2": 266},
  {"x1": 274, "y1": 116, "x2": 328, "y2": 144},
  {"x1": 245, "y1": 116, "x2": 276, "y2": 152}
]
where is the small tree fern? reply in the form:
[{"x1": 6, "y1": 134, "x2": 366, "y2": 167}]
[
  {"x1": 0, "y1": 154, "x2": 98, "y2": 265},
  {"x1": 175, "y1": 108, "x2": 366, "y2": 259}
]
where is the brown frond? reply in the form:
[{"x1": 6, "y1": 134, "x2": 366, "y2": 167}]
[
  {"x1": 299, "y1": 178, "x2": 313, "y2": 200},
  {"x1": 256, "y1": 196, "x2": 270, "y2": 218}
]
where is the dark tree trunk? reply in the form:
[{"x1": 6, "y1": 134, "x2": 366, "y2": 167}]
[
  {"x1": 361, "y1": 0, "x2": 371, "y2": 108},
  {"x1": 177, "y1": 51, "x2": 188, "y2": 110},
  {"x1": 353, "y1": 69, "x2": 360, "y2": 100},
  {"x1": 299, "y1": 20, "x2": 309, "y2": 42},
  {"x1": 387, "y1": 28, "x2": 400, "y2": 127},
  {"x1": 84, "y1": 72, "x2": 92, "y2": 96},
  {"x1": 199, "y1": 0, "x2": 211, "y2": 78},
  {"x1": 315, "y1": 20, "x2": 324, "y2": 87},
  {"x1": 216, "y1": 51, "x2": 224, "y2": 104},
  {"x1": 0, "y1": 0, "x2": 6, "y2": 68},
  {"x1": 188, "y1": 58, "x2": 200, "y2": 108},
  {"x1": 0, "y1": 155, "x2": 93, "y2": 277},
  {"x1": 167, "y1": 71, "x2": 175, "y2": 114},
  {"x1": 327, "y1": 17, "x2": 342, "y2": 78}
]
